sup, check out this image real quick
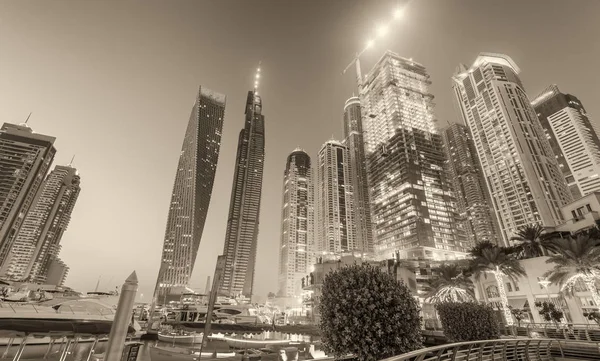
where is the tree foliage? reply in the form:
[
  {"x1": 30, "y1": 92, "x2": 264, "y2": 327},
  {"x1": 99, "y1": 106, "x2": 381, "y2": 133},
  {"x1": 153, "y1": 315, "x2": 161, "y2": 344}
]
[
  {"x1": 510, "y1": 224, "x2": 554, "y2": 258},
  {"x1": 435, "y1": 302, "x2": 499, "y2": 342},
  {"x1": 544, "y1": 236, "x2": 600, "y2": 297},
  {"x1": 535, "y1": 301, "x2": 563, "y2": 325},
  {"x1": 424, "y1": 263, "x2": 475, "y2": 303},
  {"x1": 319, "y1": 263, "x2": 422, "y2": 361}
]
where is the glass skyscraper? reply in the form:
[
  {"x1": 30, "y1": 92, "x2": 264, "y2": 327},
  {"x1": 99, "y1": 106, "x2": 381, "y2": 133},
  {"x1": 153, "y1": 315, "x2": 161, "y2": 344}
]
[
  {"x1": 158, "y1": 86, "x2": 226, "y2": 299},
  {"x1": 532, "y1": 84, "x2": 600, "y2": 199},
  {"x1": 278, "y1": 149, "x2": 314, "y2": 297},
  {"x1": 0, "y1": 123, "x2": 56, "y2": 273},
  {"x1": 359, "y1": 51, "x2": 468, "y2": 261},
  {"x1": 4, "y1": 164, "x2": 81, "y2": 283},
  {"x1": 453, "y1": 53, "x2": 571, "y2": 243},
  {"x1": 342, "y1": 97, "x2": 374, "y2": 254},
  {"x1": 220, "y1": 90, "x2": 266, "y2": 298},
  {"x1": 316, "y1": 140, "x2": 357, "y2": 255},
  {"x1": 442, "y1": 123, "x2": 501, "y2": 246}
]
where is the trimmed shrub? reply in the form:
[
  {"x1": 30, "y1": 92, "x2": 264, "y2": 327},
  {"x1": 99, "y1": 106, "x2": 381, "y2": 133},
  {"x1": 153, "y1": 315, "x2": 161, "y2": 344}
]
[
  {"x1": 436, "y1": 302, "x2": 499, "y2": 342},
  {"x1": 319, "y1": 263, "x2": 422, "y2": 361}
]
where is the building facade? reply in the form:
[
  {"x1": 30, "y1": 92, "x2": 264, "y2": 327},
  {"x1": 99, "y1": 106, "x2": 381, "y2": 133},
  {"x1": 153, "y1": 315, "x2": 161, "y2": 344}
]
[
  {"x1": 3, "y1": 165, "x2": 80, "y2": 282},
  {"x1": 342, "y1": 97, "x2": 374, "y2": 254},
  {"x1": 442, "y1": 123, "x2": 501, "y2": 246},
  {"x1": 532, "y1": 85, "x2": 600, "y2": 199},
  {"x1": 278, "y1": 149, "x2": 314, "y2": 298},
  {"x1": 0, "y1": 123, "x2": 56, "y2": 272},
  {"x1": 452, "y1": 53, "x2": 572, "y2": 243},
  {"x1": 359, "y1": 51, "x2": 469, "y2": 261},
  {"x1": 158, "y1": 86, "x2": 226, "y2": 299},
  {"x1": 316, "y1": 140, "x2": 357, "y2": 255},
  {"x1": 220, "y1": 90, "x2": 266, "y2": 298},
  {"x1": 45, "y1": 257, "x2": 69, "y2": 286}
]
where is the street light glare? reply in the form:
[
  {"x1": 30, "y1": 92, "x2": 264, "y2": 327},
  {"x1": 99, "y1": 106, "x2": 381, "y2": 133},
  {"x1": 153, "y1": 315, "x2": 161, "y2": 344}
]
[
  {"x1": 366, "y1": 39, "x2": 375, "y2": 48},
  {"x1": 393, "y1": 8, "x2": 404, "y2": 19},
  {"x1": 376, "y1": 24, "x2": 389, "y2": 37}
]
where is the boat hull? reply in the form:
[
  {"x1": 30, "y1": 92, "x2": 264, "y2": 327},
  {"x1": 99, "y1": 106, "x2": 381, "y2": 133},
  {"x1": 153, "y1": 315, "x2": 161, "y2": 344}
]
[{"x1": 158, "y1": 333, "x2": 203, "y2": 345}]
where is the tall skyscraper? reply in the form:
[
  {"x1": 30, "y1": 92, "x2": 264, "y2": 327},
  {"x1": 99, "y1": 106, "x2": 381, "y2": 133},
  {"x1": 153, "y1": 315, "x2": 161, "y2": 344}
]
[
  {"x1": 316, "y1": 140, "x2": 357, "y2": 255},
  {"x1": 0, "y1": 123, "x2": 56, "y2": 271},
  {"x1": 532, "y1": 85, "x2": 600, "y2": 199},
  {"x1": 452, "y1": 53, "x2": 572, "y2": 242},
  {"x1": 3, "y1": 164, "x2": 80, "y2": 282},
  {"x1": 220, "y1": 90, "x2": 266, "y2": 298},
  {"x1": 158, "y1": 86, "x2": 226, "y2": 299},
  {"x1": 342, "y1": 97, "x2": 374, "y2": 254},
  {"x1": 359, "y1": 51, "x2": 468, "y2": 261},
  {"x1": 442, "y1": 123, "x2": 501, "y2": 246},
  {"x1": 278, "y1": 149, "x2": 314, "y2": 297}
]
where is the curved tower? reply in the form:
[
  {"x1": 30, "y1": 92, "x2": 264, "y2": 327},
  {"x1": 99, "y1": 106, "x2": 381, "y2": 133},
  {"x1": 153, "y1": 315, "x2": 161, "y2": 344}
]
[{"x1": 158, "y1": 86, "x2": 226, "y2": 300}]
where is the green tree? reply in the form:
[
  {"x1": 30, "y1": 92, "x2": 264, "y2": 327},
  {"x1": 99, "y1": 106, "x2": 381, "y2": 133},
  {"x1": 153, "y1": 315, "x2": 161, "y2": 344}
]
[
  {"x1": 425, "y1": 264, "x2": 475, "y2": 303},
  {"x1": 319, "y1": 263, "x2": 422, "y2": 361},
  {"x1": 436, "y1": 302, "x2": 499, "y2": 341},
  {"x1": 510, "y1": 224, "x2": 553, "y2": 258},
  {"x1": 509, "y1": 306, "x2": 527, "y2": 327},
  {"x1": 535, "y1": 301, "x2": 564, "y2": 326},
  {"x1": 544, "y1": 236, "x2": 600, "y2": 307},
  {"x1": 469, "y1": 243, "x2": 527, "y2": 326}
]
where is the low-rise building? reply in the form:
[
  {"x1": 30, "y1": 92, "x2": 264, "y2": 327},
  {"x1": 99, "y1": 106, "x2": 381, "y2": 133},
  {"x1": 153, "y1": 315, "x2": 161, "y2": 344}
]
[
  {"x1": 553, "y1": 192, "x2": 600, "y2": 234},
  {"x1": 472, "y1": 256, "x2": 597, "y2": 325}
]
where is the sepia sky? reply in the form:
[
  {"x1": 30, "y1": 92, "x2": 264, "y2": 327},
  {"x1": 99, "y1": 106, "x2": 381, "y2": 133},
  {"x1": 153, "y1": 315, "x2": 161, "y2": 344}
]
[{"x1": 0, "y1": 0, "x2": 599, "y2": 300}]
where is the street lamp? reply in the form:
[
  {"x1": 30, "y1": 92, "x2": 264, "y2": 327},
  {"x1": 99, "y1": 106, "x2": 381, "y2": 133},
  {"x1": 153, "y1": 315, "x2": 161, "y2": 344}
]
[{"x1": 538, "y1": 278, "x2": 552, "y2": 300}]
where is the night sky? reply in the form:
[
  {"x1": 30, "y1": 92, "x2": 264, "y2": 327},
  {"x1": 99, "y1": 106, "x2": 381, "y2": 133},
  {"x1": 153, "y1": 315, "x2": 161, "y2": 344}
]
[{"x1": 1, "y1": 0, "x2": 598, "y2": 300}]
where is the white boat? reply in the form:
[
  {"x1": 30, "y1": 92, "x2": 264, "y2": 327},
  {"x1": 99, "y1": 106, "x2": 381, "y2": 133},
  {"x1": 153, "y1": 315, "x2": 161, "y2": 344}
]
[
  {"x1": 150, "y1": 345, "x2": 236, "y2": 360},
  {"x1": 158, "y1": 331, "x2": 203, "y2": 345},
  {"x1": 172, "y1": 303, "x2": 267, "y2": 325}
]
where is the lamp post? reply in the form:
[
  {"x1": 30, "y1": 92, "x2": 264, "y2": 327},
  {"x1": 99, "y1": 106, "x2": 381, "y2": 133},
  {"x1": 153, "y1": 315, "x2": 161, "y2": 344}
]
[{"x1": 538, "y1": 278, "x2": 552, "y2": 300}]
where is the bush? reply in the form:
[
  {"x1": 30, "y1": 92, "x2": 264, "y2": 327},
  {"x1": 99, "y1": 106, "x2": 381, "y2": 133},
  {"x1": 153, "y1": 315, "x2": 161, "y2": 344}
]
[
  {"x1": 318, "y1": 263, "x2": 422, "y2": 361},
  {"x1": 535, "y1": 301, "x2": 563, "y2": 325},
  {"x1": 436, "y1": 302, "x2": 499, "y2": 342}
]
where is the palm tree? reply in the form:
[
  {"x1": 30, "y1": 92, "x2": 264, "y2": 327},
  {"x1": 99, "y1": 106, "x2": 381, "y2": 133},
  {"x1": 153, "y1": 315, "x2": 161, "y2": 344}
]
[
  {"x1": 510, "y1": 224, "x2": 552, "y2": 258},
  {"x1": 424, "y1": 263, "x2": 475, "y2": 303},
  {"x1": 469, "y1": 244, "x2": 527, "y2": 325},
  {"x1": 544, "y1": 235, "x2": 600, "y2": 307}
]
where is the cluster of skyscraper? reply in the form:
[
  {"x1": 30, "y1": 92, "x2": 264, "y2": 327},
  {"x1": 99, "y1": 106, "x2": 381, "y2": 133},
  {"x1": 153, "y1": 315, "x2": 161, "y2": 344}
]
[
  {"x1": 277, "y1": 51, "x2": 600, "y2": 299},
  {"x1": 156, "y1": 52, "x2": 600, "y2": 302},
  {"x1": 0, "y1": 122, "x2": 80, "y2": 286},
  {"x1": 157, "y1": 77, "x2": 266, "y2": 300}
]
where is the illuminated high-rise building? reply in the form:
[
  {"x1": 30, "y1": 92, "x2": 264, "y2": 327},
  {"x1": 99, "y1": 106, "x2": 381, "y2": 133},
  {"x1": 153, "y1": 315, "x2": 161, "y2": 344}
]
[
  {"x1": 532, "y1": 85, "x2": 600, "y2": 199},
  {"x1": 442, "y1": 123, "x2": 501, "y2": 246},
  {"x1": 359, "y1": 51, "x2": 468, "y2": 260},
  {"x1": 278, "y1": 149, "x2": 314, "y2": 297},
  {"x1": 316, "y1": 140, "x2": 357, "y2": 255},
  {"x1": 342, "y1": 97, "x2": 374, "y2": 254},
  {"x1": 158, "y1": 86, "x2": 226, "y2": 300},
  {"x1": 3, "y1": 164, "x2": 80, "y2": 282},
  {"x1": 0, "y1": 123, "x2": 56, "y2": 272},
  {"x1": 220, "y1": 90, "x2": 266, "y2": 298},
  {"x1": 452, "y1": 53, "x2": 571, "y2": 243}
]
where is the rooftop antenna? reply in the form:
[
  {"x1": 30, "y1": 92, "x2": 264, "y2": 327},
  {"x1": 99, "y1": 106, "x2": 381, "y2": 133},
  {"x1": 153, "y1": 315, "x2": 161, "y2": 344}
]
[
  {"x1": 24, "y1": 112, "x2": 32, "y2": 124},
  {"x1": 68, "y1": 155, "x2": 75, "y2": 167}
]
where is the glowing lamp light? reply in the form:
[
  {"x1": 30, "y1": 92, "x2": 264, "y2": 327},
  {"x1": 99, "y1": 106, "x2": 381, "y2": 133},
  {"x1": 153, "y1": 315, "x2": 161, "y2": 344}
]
[
  {"x1": 393, "y1": 8, "x2": 404, "y2": 19},
  {"x1": 256, "y1": 74, "x2": 260, "y2": 79},
  {"x1": 376, "y1": 24, "x2": 389, "y2": 37},
  {"x1": 366, "y1": 39, "x2": 375, "y2": 48}
]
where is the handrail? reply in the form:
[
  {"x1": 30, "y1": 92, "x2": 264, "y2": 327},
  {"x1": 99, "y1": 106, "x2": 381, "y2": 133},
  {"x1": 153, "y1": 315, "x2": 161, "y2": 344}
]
[
  {"x1": 377, "y1": 338, "x2": 600, "y2": 361},
  {"x1": 506, "y1": 323, "x2": 600, "y2": 342}
]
